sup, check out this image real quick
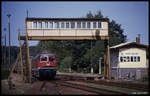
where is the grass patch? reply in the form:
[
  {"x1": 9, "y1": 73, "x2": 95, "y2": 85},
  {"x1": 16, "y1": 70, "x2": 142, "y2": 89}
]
[
  {"x1": 70, "y1": 92, "x2": 82, "y2": 95},
  {"x1": 114, "y1": 79, "x2": 149, "y2": 85},
  {"x1": 87, "y1": 83, "x2": 144, "y2": 93}
]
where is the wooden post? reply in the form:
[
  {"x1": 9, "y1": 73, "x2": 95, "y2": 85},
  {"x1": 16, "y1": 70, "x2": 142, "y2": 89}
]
[
  {"x1": 25, "y1": 19, "x2": 32, "y2": 83},
  {"x1": 104, "y1": 40, "x2": 107, "y2": 79},
  {"x1": 107, "y1": 40, "x2": 111, "y2": 80},
  {"x1": 69, "y1": 52, "x2": 72, "y2": 73},
  {"x1": 99, "y1": 57, "x2": 102, "y2": 74},
  {"x1": 90, "y1": 40, "x2": 93, "y2": 74},
  {"x1": 103, "y1": 52, "x2": 106, "y2": 78},
  {"x1": 8, "y1": 52, "x2": 20, "y2": 80},
  {"x1": 18, "y1": 29, "x2": 24, "y2": 80}
]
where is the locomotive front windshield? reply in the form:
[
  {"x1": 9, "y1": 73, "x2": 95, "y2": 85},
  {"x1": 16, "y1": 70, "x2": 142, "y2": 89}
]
[
  {"x1": 49, "y1": 57, "x2": 55, "y2": 61},
  {"x1": 41, "y1": 57, "x2": 47, "y2": 61}
]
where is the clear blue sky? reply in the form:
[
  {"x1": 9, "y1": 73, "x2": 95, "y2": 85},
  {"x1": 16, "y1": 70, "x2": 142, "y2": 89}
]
[{"x1": 1, "y1": 1, "x2": 149, "y2": 46}]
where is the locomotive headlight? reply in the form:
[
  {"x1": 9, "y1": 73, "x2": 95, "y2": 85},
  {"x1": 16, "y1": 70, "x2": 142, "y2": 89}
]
[{"x1": 46, "y1": 63, "x2": 50, "y2": 66}]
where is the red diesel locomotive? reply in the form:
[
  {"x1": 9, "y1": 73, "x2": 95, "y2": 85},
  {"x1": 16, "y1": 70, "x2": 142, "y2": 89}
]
[{"x1": 31, "y1": 52, "x2": 57, "y2": 79}]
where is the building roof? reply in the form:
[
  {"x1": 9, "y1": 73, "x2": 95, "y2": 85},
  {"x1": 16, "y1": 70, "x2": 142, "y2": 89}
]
[
  {"x1": 26, "y1": 17, "x2": 109, "y2": 21},
  {"x1": 110, "y1": 42, "x2": 148, "y2": 49}
]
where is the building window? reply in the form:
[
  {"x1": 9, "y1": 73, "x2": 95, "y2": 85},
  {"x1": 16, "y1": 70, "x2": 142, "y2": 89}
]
[
  {"x1": 82, "y1": 22, "x2": 86, "y2": 28},
  {"x1": 127, "y1": 56, "x2": 130, "y2": 62},
  {"x1": 38, "y1": 22, "x2": 42, "y2": 28},
  {"x1": 66, "y1": 22, "x2": 69, "y2": 28},
  {"x1": 54, "y1": 22, "x2": 59, "y2": 28},
  {"x1": 87, "y1": 22, "x2": 91, "y2": 28},
  {"x1": 98, "y1": 22, "x2": 101, "y2": 28},
  {"x1": 77, "y1": 22, "x2": 81, "y2": 28},
  {"x1": 123, "y1": 57, "x2": 126, "y2": 62},
  {"x1": 120, "y1": 56, "x2": 140, "y2": 62},
  {"x1": 71, "y1": 22, "x2": 75, "y2": 28},
  {"x1": 134, "y1": 56, "x2": 137, "y2": 62},
  {"x1": 33, "y1": 22, "x2": 37, "y2": 29},
  {"x1": 120, "y1": 57, "x2": 123, "y2": 62},
  {"x1": 137, "y1": 56, "x2": 140, "y2": 62},
  {"x1": 61, "y1": 22, "x2": 65, "y2": 28},
  {"x1": 49, "y1": 22, "x2": 53, "y2": 29},
  {"x1": 131, "y1": 56, "x2": 133, "y2": 62},
  {"x1": 45, "y1": 22, "x2": 48, "y2": 29},
  {"x1": 93, "y1": 22, "x2": 97, "y2": 28}
]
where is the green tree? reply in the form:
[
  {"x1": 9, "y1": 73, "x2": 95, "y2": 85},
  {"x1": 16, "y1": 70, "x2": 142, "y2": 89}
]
[
  {"x1": 95, "y1": 11, "x2": 103, "y2": 18},
  {"x1": 59, "y1": 56, "x2": 72, "y2": 72},
  {"x1": 82, "y1": 10, "x2": 127, "y2": 73},
  {"x1": 109, "y1": 20, "x2": 127, "y2": 47},
  {"x1": 86, "y1": 11, "x2": 94, "y2": 18}
]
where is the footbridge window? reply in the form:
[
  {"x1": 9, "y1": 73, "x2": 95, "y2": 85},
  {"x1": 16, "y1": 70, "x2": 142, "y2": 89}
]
[
  {"x1": 33, "y1": 21, "x2": 37, "y2": 29},
  {"x1": 38, "y1": 22, "x2": 42, "y2": 29},
  {"x1": 32, "y1": 21, "x2": 103, "y2": 29},
  {"x1": 61, "y1": 22, "x2": 65, "y2": 28}
]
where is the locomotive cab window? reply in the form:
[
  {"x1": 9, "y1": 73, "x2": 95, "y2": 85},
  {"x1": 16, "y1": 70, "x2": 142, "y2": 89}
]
[
  {"x1": 49, "y1": 57, "x2": 55, "y2": 61},
  {"x1": 41, "y1": 57, "x2": 47, "y2": 61}
]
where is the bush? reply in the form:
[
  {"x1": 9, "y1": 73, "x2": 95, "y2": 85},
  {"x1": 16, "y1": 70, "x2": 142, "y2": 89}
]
[
  {"x1": 1, "y1": 67, "x2": 10, "y2": 79},
  {"x1": 57, "y1": 56, "x2": 72, "y2": 72},
  {"x1": 142, "y1": 76, "x2": 148, "y2": 82}
]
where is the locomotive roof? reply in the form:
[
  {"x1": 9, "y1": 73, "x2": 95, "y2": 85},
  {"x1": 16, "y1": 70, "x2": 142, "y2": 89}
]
[
  {"x1": 38, "y1": 52, "x2": 55, "y2": 55},
  {"x1": 33, "y1": 52, "x2": 55, "y2": 59}
]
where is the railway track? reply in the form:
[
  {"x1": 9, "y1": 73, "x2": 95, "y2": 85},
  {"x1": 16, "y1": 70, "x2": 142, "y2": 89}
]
[
  {"x1": 39, "y1": 80, "x2": 61, "y2": 94},
  {"x1": 56, "y1": 74, "x2": 148, "y2": 91},
  {"x1": 36, "y1": 78, "x2": 129, "y2": 95},
  {"x1": 59, "y1": 81, "x2": 130, "y2": 95},
  {"x1": 76, "y1": 80, "x2": 148, "y2": 92},
  {"x1": 30, "y1": 75, "x2": 148, "y2": 94}
]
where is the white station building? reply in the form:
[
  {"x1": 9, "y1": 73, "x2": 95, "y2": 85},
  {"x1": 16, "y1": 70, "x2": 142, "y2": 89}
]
[{"x1": 110, "y1": 39, "x2": 148, "y2": 80}]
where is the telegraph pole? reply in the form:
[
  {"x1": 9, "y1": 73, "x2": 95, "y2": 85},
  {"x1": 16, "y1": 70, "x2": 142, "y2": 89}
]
[
  {"x1": 7, "y1": 14, "x2": 11, "y2": 71},
  {"x1": 27, "y1": 10, "x2": 28, "y2": 18},
  {"x1": 90, "y1": 40, "x2": 93, "y2": 74},
  {"x1": 99, "y1": 57, "x2": 102, "y2": 75},
  {"x1": 2, "y1": 34, "x2": 4, "y2": 65},
  {"x1": 4, "y1": 28, "x2": 7, "y2": 66}
]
